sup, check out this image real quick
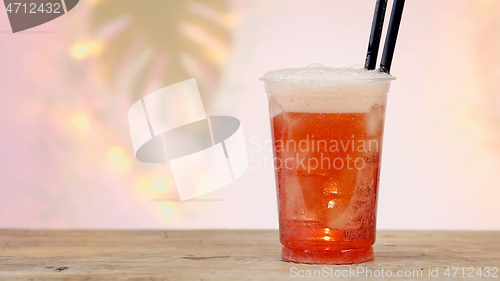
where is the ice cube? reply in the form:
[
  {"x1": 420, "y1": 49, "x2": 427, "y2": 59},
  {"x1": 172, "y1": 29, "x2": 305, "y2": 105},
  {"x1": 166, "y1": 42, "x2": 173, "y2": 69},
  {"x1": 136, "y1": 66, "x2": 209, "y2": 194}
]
[{"x1": 366, "y1": 104, "x2": 385, "y2": 137}]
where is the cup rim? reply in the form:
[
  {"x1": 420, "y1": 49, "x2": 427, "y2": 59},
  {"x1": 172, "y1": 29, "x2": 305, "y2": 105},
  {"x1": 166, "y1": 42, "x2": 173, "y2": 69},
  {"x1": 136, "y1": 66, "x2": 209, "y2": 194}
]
[{"x1": 259, "y1": 76, "x2": 396, "y2": 83}]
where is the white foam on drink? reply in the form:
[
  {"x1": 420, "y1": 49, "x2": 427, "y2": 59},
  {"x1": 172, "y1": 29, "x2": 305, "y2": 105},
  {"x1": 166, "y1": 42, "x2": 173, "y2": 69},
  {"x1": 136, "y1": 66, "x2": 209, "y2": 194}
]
[{"x1": 262, "y1": 64, "x2": 393, "y2": 114}]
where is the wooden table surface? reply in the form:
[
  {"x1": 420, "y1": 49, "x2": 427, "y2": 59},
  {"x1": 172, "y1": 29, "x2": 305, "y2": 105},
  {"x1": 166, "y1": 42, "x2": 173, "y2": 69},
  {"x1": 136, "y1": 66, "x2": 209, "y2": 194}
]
[{"x1": 0, "y1": 230, "x2": 499, "y2": 280}]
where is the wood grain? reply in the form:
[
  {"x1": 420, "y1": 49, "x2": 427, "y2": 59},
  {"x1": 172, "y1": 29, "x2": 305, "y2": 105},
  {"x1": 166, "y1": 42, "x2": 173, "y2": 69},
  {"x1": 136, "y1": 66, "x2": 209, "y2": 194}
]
[{"x1": 0, "y1": 230, "x2": 499, "y2": 280}]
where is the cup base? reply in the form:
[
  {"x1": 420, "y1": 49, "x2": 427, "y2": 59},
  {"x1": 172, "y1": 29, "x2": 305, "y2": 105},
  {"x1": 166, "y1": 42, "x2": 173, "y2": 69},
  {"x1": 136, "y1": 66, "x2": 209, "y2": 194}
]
[{"x1": 282, "y1": 245, "x2": 374, "y2": 265}]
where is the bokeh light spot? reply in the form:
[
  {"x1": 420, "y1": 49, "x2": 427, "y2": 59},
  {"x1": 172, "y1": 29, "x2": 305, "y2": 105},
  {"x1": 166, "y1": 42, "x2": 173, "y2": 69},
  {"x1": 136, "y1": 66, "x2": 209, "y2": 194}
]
[
  {"x1": 135, "y1": 176, "x2": 153, "y2": 198},
  {"x1": 154, "y1": 177, "x2": 169, "y2": 192},
  {"x1": 108, "y1": 146, "x2": 130, "y2": 172},
  {"x1": 71, "y1": 43, "x2": 89, "y2": 59},
  {"x1": 136, "y1": 175, "x2": 171, "y2": 198},
  {"x1": 71, "y1": 42, "x2": 103, "y2": 59},
  {"x1": 70, "y1": 113, "x2": 90, "y2": 133},
  {"x1": 160, "y1": 203, "x2": 178, "y2": 220}
]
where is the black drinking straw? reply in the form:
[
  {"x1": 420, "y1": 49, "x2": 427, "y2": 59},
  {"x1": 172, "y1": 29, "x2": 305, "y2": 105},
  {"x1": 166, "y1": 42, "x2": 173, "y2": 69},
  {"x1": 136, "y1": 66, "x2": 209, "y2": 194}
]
[
  {"x1": 379, "y1": 0, "x2": 405, "y2": 73},
  {"x1": 364, "y1": 0, "x2": 388, "y2": 70}
]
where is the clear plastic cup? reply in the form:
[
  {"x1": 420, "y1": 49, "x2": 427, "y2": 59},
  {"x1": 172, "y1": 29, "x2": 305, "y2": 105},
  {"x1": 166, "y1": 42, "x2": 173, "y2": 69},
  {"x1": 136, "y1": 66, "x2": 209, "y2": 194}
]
[{"x1": 262, "y1": 67, "x2": 394, "y2": 264}]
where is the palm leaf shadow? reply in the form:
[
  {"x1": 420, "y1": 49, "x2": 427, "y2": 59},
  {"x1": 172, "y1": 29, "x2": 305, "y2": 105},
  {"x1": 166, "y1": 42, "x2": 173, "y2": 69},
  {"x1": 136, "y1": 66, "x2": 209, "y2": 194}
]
[{"x1": 90, "y1": 0, "x2": 232, "y2": 102}]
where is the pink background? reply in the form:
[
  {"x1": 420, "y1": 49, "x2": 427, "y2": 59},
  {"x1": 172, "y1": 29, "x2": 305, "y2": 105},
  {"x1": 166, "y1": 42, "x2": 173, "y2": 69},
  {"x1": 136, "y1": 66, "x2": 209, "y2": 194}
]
[{"x1": 0, "y1": 0, "x2": 499, "y2": 229}]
